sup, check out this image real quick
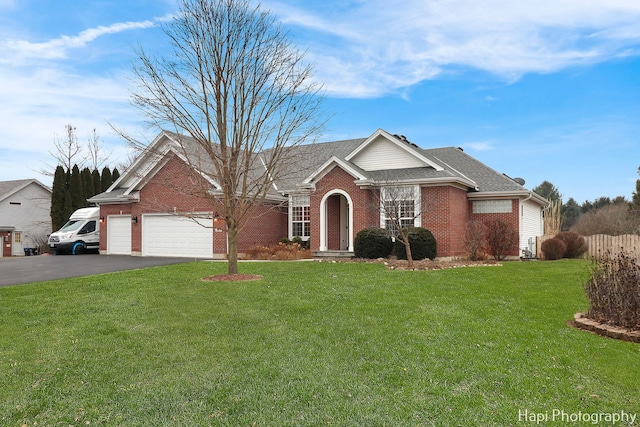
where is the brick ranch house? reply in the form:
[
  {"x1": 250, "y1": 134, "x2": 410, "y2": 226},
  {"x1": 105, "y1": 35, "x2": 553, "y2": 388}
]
[{"x1": 89, "y1": 128, "x2": 548, "y2": 259}]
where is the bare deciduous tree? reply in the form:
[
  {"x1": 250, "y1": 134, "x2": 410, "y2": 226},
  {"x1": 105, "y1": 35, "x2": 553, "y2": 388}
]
[
  {"x1": 87, "y1": 128, "x2": 110, "y2": 172},
  {"x1": 121, "y1": 0, "x2": 325, "y2": 274},
  {"x1": 372, "y1": 184, "x2": 422, "y2": 268}
]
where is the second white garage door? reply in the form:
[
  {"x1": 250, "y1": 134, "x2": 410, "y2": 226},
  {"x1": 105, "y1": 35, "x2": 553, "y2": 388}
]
[{"x1": 142, "y1": 214, "x2": 213, "y2": 258}]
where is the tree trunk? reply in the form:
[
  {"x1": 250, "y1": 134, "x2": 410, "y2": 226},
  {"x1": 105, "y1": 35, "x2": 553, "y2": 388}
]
[
  {"x1": 404, "y1": 239, "x2": 415, "y2": 269},
  {"x1": 227, "y1": 224, "x2": 239, "y2": 275}
]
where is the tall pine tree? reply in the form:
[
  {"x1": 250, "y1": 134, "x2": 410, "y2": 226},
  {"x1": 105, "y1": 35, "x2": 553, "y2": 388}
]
[
  {"x1": 81, "y1": 167, "x2": 94, "y2": 199},
  {"x1": 91, "y1": 169, "x2": 102, "y2": 196},
  {"x1": 101, "y1": 166, "x2": 113, "y2": 192},
  {"x1": 69, "y1": 164, "x2": 86, "y2": 211},
  {"x1": 50, "y1": 165, "x2": 70, "y2": 231}
]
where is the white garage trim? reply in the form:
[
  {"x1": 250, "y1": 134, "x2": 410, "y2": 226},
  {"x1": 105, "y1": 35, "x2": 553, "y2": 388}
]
[
  {"x1": 142, "y1": 213, "x2": 213, "y2": 258},
  {"x1": 107, "y1": 215, "x2": 132, "y2": 255}
]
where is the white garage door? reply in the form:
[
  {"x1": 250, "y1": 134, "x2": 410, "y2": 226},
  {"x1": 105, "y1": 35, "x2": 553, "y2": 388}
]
[
  {"x1": 142, "y1": 214, "x2": 213, "y2": 258},
  {"x1": 107, "y1": 215, "x2": 132, "y2": 255}
]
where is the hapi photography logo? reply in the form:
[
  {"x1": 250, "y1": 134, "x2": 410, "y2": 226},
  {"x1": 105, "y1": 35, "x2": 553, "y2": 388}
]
[{"x1": 518, "y1": 409, "x2": 637, "y2": 425}]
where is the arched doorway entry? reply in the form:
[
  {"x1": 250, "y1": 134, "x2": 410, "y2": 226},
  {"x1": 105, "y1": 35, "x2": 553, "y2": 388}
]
[{"x1": 319, "y1": 190, "x2": 353, "y2": 252}]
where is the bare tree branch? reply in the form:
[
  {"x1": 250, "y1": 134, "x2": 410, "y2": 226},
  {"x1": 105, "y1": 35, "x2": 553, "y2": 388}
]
[{"x1": 120, "y1": 0, "x2": 326, "y2": 274}]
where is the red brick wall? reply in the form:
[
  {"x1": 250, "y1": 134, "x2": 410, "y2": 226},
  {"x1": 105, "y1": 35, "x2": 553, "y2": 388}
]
[
  {"x1": 310, "y1": 166, "x2": 378, "y2": 251},
  {"x1": 469, "y1": 199, "x2": 520, "y2": 257},
  {"x1": 100, "y1": 155, "x2": 288, "y2": 255},
  {"x1": 237, "y1": 204, "x2": 288, "y2": 250},
  {"x1": 421, "y1": 186, "x2": 470, "y2": 257}
]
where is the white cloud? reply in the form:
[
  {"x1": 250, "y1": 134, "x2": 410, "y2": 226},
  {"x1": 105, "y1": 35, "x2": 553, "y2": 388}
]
[
  {"x1": 266, "y1": 0, "x2": 640, "y2": 97},
  {"x1": 0, "y1": 20, "x2": 156, "y2": 62},
  {"x1": 0, "y1": 16, "x2": 162, "y2": 182}
]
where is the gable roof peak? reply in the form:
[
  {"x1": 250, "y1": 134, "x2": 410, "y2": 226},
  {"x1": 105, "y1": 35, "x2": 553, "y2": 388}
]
[{"x1": 345, "y1": 128, "x2": 444, "y2": 172}]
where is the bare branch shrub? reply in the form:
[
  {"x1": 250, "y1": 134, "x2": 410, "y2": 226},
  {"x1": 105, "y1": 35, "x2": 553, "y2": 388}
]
[
  {"x1": 483, "y1": 218, "x2": 519, "y2": 260},
  {"x1": 584, "y1": 251, "x2": 640, "y2": 330},
  {"x1": 463, "y1": 220, "x2": 487, "y2": 261},
  {"x1": 571, "y1": 203, "x2": 640, "y2": 236}
]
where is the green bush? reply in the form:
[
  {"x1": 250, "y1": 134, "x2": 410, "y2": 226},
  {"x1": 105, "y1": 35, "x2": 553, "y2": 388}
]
[
  {"x1": 585, "y1": 252, "x2": 640, "y2": 330},
  {"x1": 395, "y1": 227, "x2": 437, "y2": 260},
  {"x1": 554, "y1": 231, "x2": 588, "y2": 258},
  {"x1": 354, "y1": 227, "x2": 393, "y2": 259},
  {"x1": 292, "y1": 236, "x2": 310, "y2": 249},
  {"x1": 541, "y1": 238, "x2": 566, "y2": 260}
]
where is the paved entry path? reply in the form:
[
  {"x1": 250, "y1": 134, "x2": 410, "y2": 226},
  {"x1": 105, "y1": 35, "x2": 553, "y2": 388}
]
[{"x1": 0, "y1": 253, "x2": 191, "y2": 287}]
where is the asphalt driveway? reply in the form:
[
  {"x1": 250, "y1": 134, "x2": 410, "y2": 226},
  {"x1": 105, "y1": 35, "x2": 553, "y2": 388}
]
[{"x1": 0, "y1": 254, "x2": 191, "y2": 287}]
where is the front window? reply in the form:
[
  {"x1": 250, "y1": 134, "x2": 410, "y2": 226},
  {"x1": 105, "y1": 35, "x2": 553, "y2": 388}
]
[
  {"x1": 290, "y1": 194, "x2": 310, "y2": 239},
  {"x1": 381, "y1": 186, "x2": 419, "y2": 236}
]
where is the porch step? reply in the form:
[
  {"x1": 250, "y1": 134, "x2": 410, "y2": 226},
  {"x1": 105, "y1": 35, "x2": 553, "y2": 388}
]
[{"x1": 313, "y1": 250, "x2": 355, "y2": 259}]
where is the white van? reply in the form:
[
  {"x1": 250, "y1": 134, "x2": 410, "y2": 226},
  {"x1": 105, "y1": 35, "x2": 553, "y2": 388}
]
[{"x1": 48, "y1": 207, "x2": 100, "y2": 255}]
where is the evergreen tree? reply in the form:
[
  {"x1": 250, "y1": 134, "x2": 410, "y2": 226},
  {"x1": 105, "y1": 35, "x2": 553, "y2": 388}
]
[
  {"x1": 92, "y1": 169, "x2": 102, "y2": 195},
  {"x1": 532, "y1": 180, "x2": 562, "y2": 202},
  {"x1": 112, "y1": 167, "x2": 120, "y2": 183},
  {"x1": 69, "y1": 164, "x2": 86, "y2": 211},
  {"x1": 50, "y1": 165, "x2": 69, "y2": 231},
  {"x1": 561, "y1": 198, "x2": 582, "y2": 231},
  {"x1": 81, "y1": 167, "x2": 94, "y2": 199},
  {"x1": 62, "y1": 189, "x2": 73, "y2": 225},
  {"x1": 101, "y1": 166, "x2": 113, "y2": 192}
]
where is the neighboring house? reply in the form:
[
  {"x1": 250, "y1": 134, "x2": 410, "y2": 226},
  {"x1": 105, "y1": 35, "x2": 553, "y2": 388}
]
[
  {"x1": 90, "y1": 129, "x2": 548, "y2": 259},
  {"x1": 0, "y1": 179, "x2": 52, "y2": 257}
]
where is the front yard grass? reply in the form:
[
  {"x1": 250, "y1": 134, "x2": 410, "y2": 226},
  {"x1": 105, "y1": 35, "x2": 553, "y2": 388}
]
[{"x1": 1, "y1": 260, "x2": 638, "y2": 426}]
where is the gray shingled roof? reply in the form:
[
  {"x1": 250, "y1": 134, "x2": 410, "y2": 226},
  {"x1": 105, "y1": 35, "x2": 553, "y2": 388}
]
[
  {"x1": 93, "y1": 130, "x2": 538, "y2": 202},
  {"x1": 424, "y1": 146, "x2": 528, "y2": 193}
]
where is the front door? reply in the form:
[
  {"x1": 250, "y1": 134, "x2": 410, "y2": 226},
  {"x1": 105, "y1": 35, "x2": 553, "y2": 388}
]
[
  {"x1": 1, "y1": 231, "x2": 12, "y2": 257},
  {"x1": 320, "y1": 191, "x2": 353, "y2": 252}
]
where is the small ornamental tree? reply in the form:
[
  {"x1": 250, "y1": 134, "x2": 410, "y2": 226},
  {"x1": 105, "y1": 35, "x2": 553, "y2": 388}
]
[
  {"x1": 354, "y1": 227, "x2": 393, "y2": 259},
  {"x1": 483, "y1": 218, "x2": 518, "y2": 261},
  {"x1": 394, "y1": 227, "x2": 437, "y2": 261}
]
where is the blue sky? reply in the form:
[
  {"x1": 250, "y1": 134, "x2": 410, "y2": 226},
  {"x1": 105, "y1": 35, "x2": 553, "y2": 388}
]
[{"x1": 1, "y1": 0, "x2": 639, "y2": 203}]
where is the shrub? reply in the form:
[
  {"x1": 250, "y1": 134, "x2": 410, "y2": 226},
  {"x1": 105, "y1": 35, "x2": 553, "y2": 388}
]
[
  {"x1": 354, "y1": 227, "x2": 393, "y2": 259},
  {"x1": 244, "y1": 242, "x2": 311, "y2": 260},
  {"x1": 395, "y1": 227, "x2": 437, "y2": 260},
  {"x1": 554, "y1": 231, "x2": 588, "y2": 258},
  {"x1": 541, "y1": 238, "x2": 566, "y2": 260},
  {"x1": 584, "y1": 252, "x2": 640, "y2": 330},
  {"x1": 571, "y1": 202, "x2": 640, "y2": 236},
  {"x1": 463, "y1": 220, "x2": 487, "y2": 261},
  {"x1": 291, "y1": 236, "x2": 309, "y2": 249},
  {"x1": 483, "y1": 218, "x2": 518, "y2": 261}
]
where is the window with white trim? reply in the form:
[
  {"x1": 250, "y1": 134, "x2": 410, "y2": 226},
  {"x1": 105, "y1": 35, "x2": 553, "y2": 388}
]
[
  {"x1": 290, "y1": 194, "x2": 310, "y2": 239},
  {"x1": 380, "y1": 185, "x2": 419, "y2": 235}
]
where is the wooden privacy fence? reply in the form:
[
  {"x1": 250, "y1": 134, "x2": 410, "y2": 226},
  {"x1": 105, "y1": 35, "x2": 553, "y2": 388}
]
[{"x1": 537, "y1": 234, "x2": 640, "y2": 259}]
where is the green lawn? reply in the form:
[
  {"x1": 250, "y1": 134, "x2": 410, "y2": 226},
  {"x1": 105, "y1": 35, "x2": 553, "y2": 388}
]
[{"x1": 1, "y1": 260, "x2": 638, "y2": 426}]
